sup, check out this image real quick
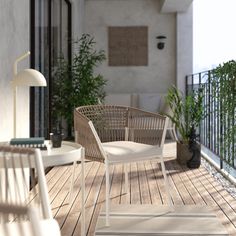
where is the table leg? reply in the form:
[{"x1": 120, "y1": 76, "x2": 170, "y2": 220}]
[{"x1": 68, "y1": 161, "x2": 77, "y2": 203}]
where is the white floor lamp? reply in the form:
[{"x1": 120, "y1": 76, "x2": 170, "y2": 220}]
[{"x1": 12, "y1": 51, "x2": 47, "y2": 138}]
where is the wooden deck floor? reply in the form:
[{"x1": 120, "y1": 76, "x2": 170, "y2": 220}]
[{"x1": 46, "y1": 142, "x2": 236, "y2": 236}]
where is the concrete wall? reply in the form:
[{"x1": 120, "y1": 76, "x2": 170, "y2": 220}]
[
  {"x1": 0, "y1": 0, "x2": 30, "y2": 141},
  {"x1": 72, "y1": 0, "x2": 85, "y2": 41},
  {"x1": 84, "y1": 0, "x2": 176, "y2": 94},
  {"x1": 176, "y1": 4, "x2": 193, "y2": 93},
  {"x1": 0, "y1": 0, "x2": 193, "y2": 141}
]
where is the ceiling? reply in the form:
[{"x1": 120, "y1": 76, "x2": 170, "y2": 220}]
[{"x1": 160, "y1": 0, "x2": 193, "y2": 13}]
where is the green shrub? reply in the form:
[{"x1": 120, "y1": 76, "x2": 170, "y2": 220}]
[{"x1": 52, "y1": 34, "x2": 106, "y2": 136}]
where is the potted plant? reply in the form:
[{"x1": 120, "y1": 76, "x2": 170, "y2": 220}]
[
  {"x1": 165, "y1": 85, "x2": 204, "y2": 168},
  {"x1": 51, "y1": 34, "x2": 106, "y2": 139},
  {"x1": 49, "y1": 122, "x2": 63, "y2": 148}
]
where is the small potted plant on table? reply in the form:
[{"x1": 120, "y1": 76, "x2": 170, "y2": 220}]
[{"x1": 50, "y1": 121, "x2": 63, "y2": 148}]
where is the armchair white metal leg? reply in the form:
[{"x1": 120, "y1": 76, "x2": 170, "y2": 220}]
[
  {"x1": 74, "y1": 131, "x2": 85, "y2": 236},
  {"x1": 160, "y1": 155, "x2": 173, "y2": 210},
  {"x1": 68, "y1": 161, "x2": 77, "y2": 202},
  {"x1": 105, "y1": 160, "x2": 110, "y2": 227},
  {"x1": 124, "y1": 164, "x2": 129, "y2": 194},
  {"x1": 81, "y1": 147, "x2": 85, "y2": 236}
]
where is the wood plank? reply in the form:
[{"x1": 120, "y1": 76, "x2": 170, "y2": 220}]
[
  {"x1": 59, "y1": 161, "x2": 100, "y2": 235},
  {"x1": 85, "y1": 174, "x2": 105, "y2": 236},
  {"x1": 50, "y1": 165, "x2": 80, "y2": 213},
  {"x1": 54, "y1": 161, "x2": 94, "y2": 223},
  {"x1": 137, "y1": 162, "x2": 151, "y2": 204},
  {"x1": 178, "y1": 165, "x2": 206, "y2": 205},
  {"x1": 164, "y1": 161, "x2": 184, "y2": 205},
  {"x1": 199, "y1": 167, "x2": 236, "y2": 211},
  {"x1": 185, "y1": 165, "x2": 236, "y2": 234},
  {"x1": 75, "y1": 163, "x2": 105, "y2": 236},
  {"x1": 197, "y1": 167, "x2": 236, "y2": 230},
  {"x1": 120, "y1": 163, "x2": 130, "y2": 204},
  {"x1": 110, "y1": 164, "x2": 123, "y2": 204},
  {"x1": 130, "y1": 162, "x2": 141, "y2": 204},
  {"x1": 168, "y1": 160, "x2": 195, "y2": 205},
  {"x1": 144, "y1": 161, "x2": 163, "y2": 205},
  {"x1": 150, "y1": 161, "x2": 172, "y2": 205}
]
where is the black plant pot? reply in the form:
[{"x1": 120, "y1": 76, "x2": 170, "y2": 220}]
[
  {"x1": 50, "y1": 133, "x2": 63, "y2": 148},
  {"x1": 176, "y1": 142, "x2": 192, "y2": 165},
  {"x1": 187, "y1": 127, "x2": 201, "y2": 169},
  {"x1": 187, "y1": 142, "x2": 201, "y2": 169}
]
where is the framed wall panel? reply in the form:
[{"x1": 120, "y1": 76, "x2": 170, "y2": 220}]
[{"x1": 108, "y1": 26, "x2": 148, "y2": 66}]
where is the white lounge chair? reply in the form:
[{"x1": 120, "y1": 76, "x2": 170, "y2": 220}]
[{"x1": 74, "y1": 105, "x2": 173, "y2": 226}]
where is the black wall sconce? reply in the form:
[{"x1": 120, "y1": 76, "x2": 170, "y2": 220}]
[{"x1": 156, "y1": 35, "x2": 166, "y2": 50}]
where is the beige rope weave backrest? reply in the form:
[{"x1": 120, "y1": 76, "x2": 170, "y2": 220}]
[
  {"x1": 127, "y1": 107, "x2": 166, "y2": 146},
  {"x1": 74, "y1": 107, "x2": 105, "y2": 163},
  {"x1": 74, "y1": 105, "x2": 167, "y2": 162},
  {"x1": 77, "y1": 105, "x2": 128, "y2": 141}
]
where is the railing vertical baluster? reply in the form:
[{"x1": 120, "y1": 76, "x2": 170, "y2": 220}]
[
  {"x1": 233, "y1": 80, "x2": 235, "y2": 168},
  {"x1": 199, "y1": 72, "x2": 202, "y2": 144},
  {"x1": 185, "y1": 75, "x2": 189, "y2": 96},
  {"x1": 207, "y1": 72, "x2": 211, "y2": 149},
  {"x1": 216, "y1": 79, "x2": 220, "y2": 158},
  {"x1": 204, "y1": 79, "x2": 207, "y2": 146},
  {"x1": 220, "y1": 92, "x2": 223, "y2": 169}
]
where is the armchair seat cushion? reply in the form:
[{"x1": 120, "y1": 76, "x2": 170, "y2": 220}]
[{"x1": 102, "y1": 141, "x2": 162, "y2": 164}]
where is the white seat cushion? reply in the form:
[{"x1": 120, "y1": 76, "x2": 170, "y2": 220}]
[{"x1": 102, "y1": 141, "x2": 162, "y2": 164}]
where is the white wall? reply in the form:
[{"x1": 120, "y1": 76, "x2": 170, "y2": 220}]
[
  {"x1": 84, "y1": 0, "x2": 176, "y2": 94},
  {"x1": 0, "y1": 0, "x2": 30, "y2": 141}
]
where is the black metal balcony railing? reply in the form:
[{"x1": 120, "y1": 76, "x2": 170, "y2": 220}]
[{"x1": 186, "y1": 70, "x2": 236, "y2": 172}]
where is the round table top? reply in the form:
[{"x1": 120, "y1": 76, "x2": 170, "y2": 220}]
[
  {"x1": 0, "y1": 140, "x2": 83, "y2": 167},
  {"x1": 41, "y1": 141, "x2": 83, "y2": 167}
]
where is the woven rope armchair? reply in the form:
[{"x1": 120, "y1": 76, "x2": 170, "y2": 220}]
[{"x1": 74, "y1": 105, "x2": 173, "y2": 226}]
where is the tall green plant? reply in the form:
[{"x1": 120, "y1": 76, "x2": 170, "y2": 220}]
[
  {"x1": 211, "y1": 60, "x2": 236, "y2": 165},
  {"x1": 52, "y1": 34, "x2": 106, "y2": 136},
  {"x1": 165, "y1": 86, "x2": 204, "y2": 143}
]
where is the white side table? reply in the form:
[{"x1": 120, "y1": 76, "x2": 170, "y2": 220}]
[
  {"x1": 41, "y1": 141, "x2": 82, "y2": 167},
  {"x1": 41, "y1": 141, "x2": 85, "y2": 236}
]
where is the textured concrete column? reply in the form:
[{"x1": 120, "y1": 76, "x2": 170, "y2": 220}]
[
  {"x1": 72, "y1": 0, "x2": 85, "y2": 41},
  {"x1": 0, "y1": 0, "x2": 30, "y2": 140},
  {"x1": 176, "y1": 4, "x2": 193, "y2": 94}
]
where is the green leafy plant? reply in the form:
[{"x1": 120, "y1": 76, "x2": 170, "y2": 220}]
[
  {"x1": 211, "y1": 60, "x2": 236, "y2": 166},
  {"x1": 52, "y1": 34, "x2": 106, "y2": 137},
  {"x1": 165, "y1": 85, "x2": 204, "y2": 143}
]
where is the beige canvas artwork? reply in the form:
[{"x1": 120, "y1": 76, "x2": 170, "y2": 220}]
[{"x1": 108, "y1": 26, "x2": 148, "y2": 66}]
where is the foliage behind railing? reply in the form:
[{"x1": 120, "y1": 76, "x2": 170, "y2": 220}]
[{"x1": 186, "y1": 61, "x2": 236, "y2": 170}]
